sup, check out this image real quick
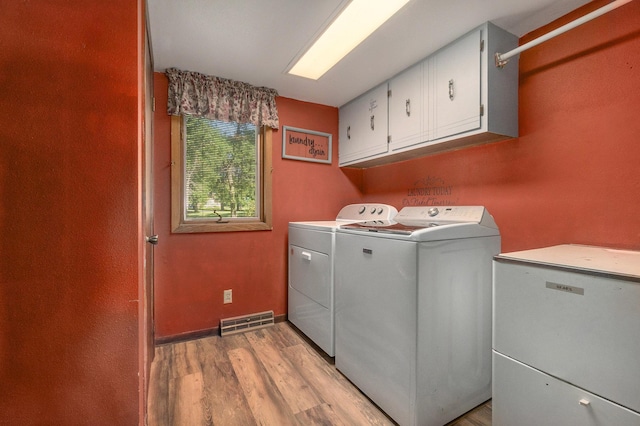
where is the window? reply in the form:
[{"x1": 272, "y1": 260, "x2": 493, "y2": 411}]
[{"x1": 171, "y1": 115, "x2": 272, "y2": 233}]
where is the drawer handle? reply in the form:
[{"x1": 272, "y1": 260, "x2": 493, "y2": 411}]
[{"x1": 579, "y1": 399, "x2": 590, "y2": 407}]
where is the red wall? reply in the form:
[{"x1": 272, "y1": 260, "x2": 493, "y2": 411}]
[
  {"x1": 153, "y1": 0, "x2": 640, "y2": 340},
  {"x1": 0, "y1": 1, "x2": 143, "y2": 424},
  {"x1": 362, "y1": 0, "x2": 640, "y2": 253},
  {"x1": 153, "y1": 77, "x2": 363, "y2": 339}
]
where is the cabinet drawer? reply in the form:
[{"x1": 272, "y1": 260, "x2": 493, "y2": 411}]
[
  {"x1": 493, "y1": 352, "x2": 640, "y2": 426},
  {"x1": 493, "y1": 260, "x2": 640, "y2": 412}
]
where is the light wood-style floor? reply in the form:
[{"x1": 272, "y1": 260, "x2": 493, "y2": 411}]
[{"x1": 148, "y1": 321, "x2": 491, "y2": 425}]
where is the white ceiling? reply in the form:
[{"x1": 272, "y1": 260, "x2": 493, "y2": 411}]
[{"x1": 148, "y1": 0, "x2": 590, "y2": 107}]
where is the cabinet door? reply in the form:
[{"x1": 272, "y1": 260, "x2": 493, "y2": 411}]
[
  {"x1": 339, "y1": 83, "x2": 388, "y2": 165},
  {"x1": 388, "y1": 62, "x2": 423, "y2": 151},
  {"x1": 431, "y1": 28, "x2": 481, "y2": 140}
]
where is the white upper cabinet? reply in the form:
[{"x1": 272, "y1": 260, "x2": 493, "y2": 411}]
[
  {"x1": 338, "y1": 82, "x2": 389, "y2": 166},
  {"x1": 388, "y1": 62, "x2": 423, "y2": 151},
  {"x1": 430, "y1": 28, "x2": 481, "y2": 140},
  {"x1": 339, "y1": 22, "x2": 518, "y2": 168}
]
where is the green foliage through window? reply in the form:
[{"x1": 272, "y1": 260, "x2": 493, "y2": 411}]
[{"x1": 184, "y1": 116, "x2": 259, "y2": 220}]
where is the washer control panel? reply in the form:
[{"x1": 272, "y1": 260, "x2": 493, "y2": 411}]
[{"x1": 395, "y1": 206, "x2": 489, "y2": 226}]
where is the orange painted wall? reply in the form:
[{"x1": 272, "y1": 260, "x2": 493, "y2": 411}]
[
  {"x1": 0, "y1": 1, "x2": 143, "y2": 424},
  {"x1": 153, "y1": 0, "x2": 639, "y2": 340},
  {"x1": 362, "y1": 0, "x2": 640, "y2": 253},
  {"x1": 153, "y1": 75, "x2": 363, "y2": 339}
]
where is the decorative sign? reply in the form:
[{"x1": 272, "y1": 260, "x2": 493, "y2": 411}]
[
  {"x1": 282, "y1": 126, "x2": 332, "y2": 164},
  {"x1": 403, "y1": 176, "x2": 459, "y2": 206}
]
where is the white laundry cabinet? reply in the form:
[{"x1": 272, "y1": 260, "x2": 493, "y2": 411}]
[
  {"x1": 339, "y1": 21, "x2": 518, "y2": 168},
  {"x1": 338, "y1": 83, "x2": 389, "y2": 165},
  {"x1": 493, "y1": 245, "x2": 640, "y2": 426}
]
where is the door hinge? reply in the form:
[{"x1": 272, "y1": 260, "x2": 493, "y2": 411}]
[
  {"x1": 387, "y1": 135, "x2": 391, "y2": 143},
  {"x1": 480, "y1": 104, "x2": 485, "y2": 116},
  {"x1": 480, "y1": 39, "x2": 485, "y2": 52},
  {"x1": 152, "y1": 97, "x2": 156, "y2": 112},
  {"x1": 388, "y1": 89, "x2": 392, "y2": 98}
]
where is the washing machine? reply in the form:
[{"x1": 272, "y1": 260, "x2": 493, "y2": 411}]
[
  {"x1": 335, "y1": 206, "x2": 500, "y2": 426},
  {"x1": 288, "y1": 203, "x2": 397, "y2": 356}
]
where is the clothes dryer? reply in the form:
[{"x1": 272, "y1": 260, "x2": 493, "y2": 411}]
[{"x1": 288, "y1": 203, "x2": 397, "y2": 356}]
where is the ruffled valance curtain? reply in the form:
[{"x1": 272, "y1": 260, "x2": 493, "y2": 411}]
[{"x1": 166, "y1": 68, "x2": 279, "y2": 129}]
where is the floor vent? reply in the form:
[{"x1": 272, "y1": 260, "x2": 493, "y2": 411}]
[{"x1": 220, "y1": 310, "x2": 274, "y2": 337}]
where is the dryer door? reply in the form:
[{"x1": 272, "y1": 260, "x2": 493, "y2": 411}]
[{"x1": 289, "y1": 245, "x2": 331, "y2": 308}]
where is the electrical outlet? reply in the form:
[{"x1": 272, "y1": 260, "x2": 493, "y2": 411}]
[{"x1": 223, "y1": 289, "x2": 232, "y2": 304}]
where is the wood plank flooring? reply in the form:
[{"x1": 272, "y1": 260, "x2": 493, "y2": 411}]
[{"x1": 147, "y1": 322, "x2": 491, "y2": 425}]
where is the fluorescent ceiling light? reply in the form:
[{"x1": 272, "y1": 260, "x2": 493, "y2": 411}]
[{"x1": 287, "y1": 0, "x2": 410, "y2": 80}]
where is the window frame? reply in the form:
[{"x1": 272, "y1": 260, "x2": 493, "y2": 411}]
[{"x1": 170, "y1": 115, "x2": 273, "y2": 233}]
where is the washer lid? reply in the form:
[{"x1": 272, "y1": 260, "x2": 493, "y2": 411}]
[{"x1": 341, "y1": 222, "x2": 429, "y2": 235}]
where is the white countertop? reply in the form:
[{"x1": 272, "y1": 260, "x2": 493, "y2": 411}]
[{"x1": 496, "y1": 244, "x2": 640, "y2": 279}]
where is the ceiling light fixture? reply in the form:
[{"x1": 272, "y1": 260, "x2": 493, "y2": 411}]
[{"x1": 287, "y1": 0, "x2": 410, "y2": 80}]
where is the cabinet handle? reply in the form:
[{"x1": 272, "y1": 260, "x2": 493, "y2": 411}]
[
  {"x1": 406, "y1": 99, "x2": 411, "y2": 116},
  {"x1": 579, "y1": 399, "x2": 590, "y2": 407},
  {"x1": 370, "y1": 115, "x2": 375, "y2": 131},
  {"x1": 449, "y1": 79, "x2": 455, "y2": 100},
  {"x1": 347, "y1": 126, "x2": 351, "y2": 139}
]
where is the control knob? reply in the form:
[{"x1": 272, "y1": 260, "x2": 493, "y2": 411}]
[
  {"x1": 358, "y1": 206, "x2": 366, "y2": 214},
  {"x1": 427, "y1": 207, "x2": 439, "y2": 217}
]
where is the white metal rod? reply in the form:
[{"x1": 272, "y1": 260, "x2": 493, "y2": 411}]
[{"x1": 495, "y1": 0, "x2": 634, "y2": 67}]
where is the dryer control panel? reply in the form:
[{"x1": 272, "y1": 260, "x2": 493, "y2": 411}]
[{"x1": 336, "y1": 204, "x2": 398, "y2": 222}]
